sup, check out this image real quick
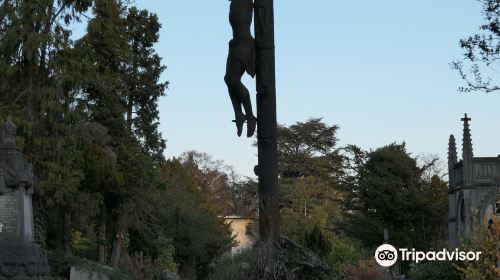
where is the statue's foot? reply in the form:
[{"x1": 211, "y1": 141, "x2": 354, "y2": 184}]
[
  {"x1": 247, "y1": 114, "x2": 256, "y2": 138},
  {"x1": 233, "y1": 113, "x2": 245, "y2": 137}
]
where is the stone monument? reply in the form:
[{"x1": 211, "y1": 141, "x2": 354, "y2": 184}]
[{"x1": 0, "y1": 119, "x2": 49, "y2": 279}]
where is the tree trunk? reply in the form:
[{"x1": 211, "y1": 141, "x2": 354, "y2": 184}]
[
  {"x1": 254, "y1": 0, "x2": 280, "y2": 243},
  {"x1": 179, "y1": 257, "x2": 196, "y2": 280},
  {"x1": 126, "y1": 99, "x2": 133, "y2": 130},
  {"x1": 304, "y1": 200, "x2": 307, "y2": 218},
  {"x1": 63, "y1": 212, "x2": 72, "y2": 256},
  {"x1": 98, "y1": 216, "x2": 107, "y2": 264}
]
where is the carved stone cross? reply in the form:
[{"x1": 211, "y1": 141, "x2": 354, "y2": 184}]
[{"x1": 461, "y1": 113, "x2": 471, "y2": 123}]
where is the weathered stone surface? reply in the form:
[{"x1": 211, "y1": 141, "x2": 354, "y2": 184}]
[
  {"x1": 70, "y1": 267, "x2": 109, "y2": 280},
  {"x1": 0, "y1": 191, "x2": 21, "y2": 239},
  {"x1": 0, "y1": 189, "x2": 35, "y2": 243},
  {"x1": 166, "y1": 273, "x2": 180, "y2": 280},
  {"x1": 448, "y1": 114, "x2": 500, "y2": 248},
  {"x1": 0, "y1": 243, "x2": 49, "y2": 279}
]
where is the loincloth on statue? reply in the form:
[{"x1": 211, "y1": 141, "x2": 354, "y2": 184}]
[{"x1": 229, "y1": 37, "x2": 255, "y2": 77}]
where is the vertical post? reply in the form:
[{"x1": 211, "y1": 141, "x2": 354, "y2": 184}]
[{"x1": 254, "y1": 0, "x2": 280, "y2": 242}]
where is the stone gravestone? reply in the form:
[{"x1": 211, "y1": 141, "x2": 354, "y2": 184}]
[
  {"x1": 0, "y1": 119, "x2": 49, "y2": 279},
  {"x1": 70, "y1": 267, "x2": 109, "y2": 280}
]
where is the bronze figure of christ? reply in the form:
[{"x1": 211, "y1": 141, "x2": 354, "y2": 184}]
[{"x1": 224, "y1": 0, "x2": 256, "y2": 137}]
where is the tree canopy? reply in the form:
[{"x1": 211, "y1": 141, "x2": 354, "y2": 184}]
[
  {"x1": 452, "y1": 0, "x2": 500, "y2": 92},
  {"x1": 0, "y1": 0, "x2": 234, "y2": 278},
  {"x1": 345, "y1": 143, "x2": 448, "y2": 251}
]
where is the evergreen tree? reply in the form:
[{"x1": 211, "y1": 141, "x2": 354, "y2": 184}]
[
  {"x1": 276, "y1": 118, "x2": 343, "y2": 242},
  {"x1": 136, "y1": 159, "x2": 235, "y2": 279},
  {"x1": 78, "y1": 0, "x2": 168, "y2": 265},
  {"x1": 0, "y1": 0, "x2": 94, "y2": 255},
  {"x1": 277, "y1": 117, "x2": 342, "y2": 180},
  {"x1": 124, "y1": 7, "x2": 168, "y2": 163},
  {"x1": 0, "y1": 1, "x2": 234, "y2": 276},
  {"x1": 346, "y1": 143, "x2": 448, "y2": 251}
]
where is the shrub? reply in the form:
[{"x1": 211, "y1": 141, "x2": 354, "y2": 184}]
[
  {"x1": 324, "y1": 236, "x2": 362, "y2": 280},
  {"x1": 458, "y1": 213, "x2": 500, "y2": 279},
  {"x1": 210, "y1": 250, "x2": 253, "y2": 280},
  {"x1": 409, "y1": 261, "x2": 461, "y2": 280},
  {"x1": 46, "y1": 251, "x2": 132, "y2": 280},
  {"x1": 304, "y1": 224, "x2": 332, "y2": 257},
  {"x1": 211, "y1": 237, "x2": 329, "y2": 280},
  {"x1": 341, "y1": 260, "x2": 388, "y2": 280}
]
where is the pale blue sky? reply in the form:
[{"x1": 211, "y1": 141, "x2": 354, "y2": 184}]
[{"x1": 83, "y1": 1, "x2": 500, "y2": 177}]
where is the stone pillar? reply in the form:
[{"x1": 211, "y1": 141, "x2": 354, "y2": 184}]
[{"x1": 0, "y1": 119, "x2": 49, "y2": 279}]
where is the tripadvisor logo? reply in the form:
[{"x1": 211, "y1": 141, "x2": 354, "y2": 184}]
[
  {"x1": 374, "y1": 244, "x2": 482, "y2": 267},
  {"x1": 375, "y1": 244, "x2": 398, "y2": 267}
]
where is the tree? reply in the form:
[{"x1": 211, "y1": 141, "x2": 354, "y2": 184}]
[
  {"x1": 451, "y1": 0, "x2": 500, "y2": 92},
  {"x1": 0, "y1": 1, "x2": 240, "y2": 277},
  {"x1": 277, "y1": 117, "x2": 342, "y2": 180},
  {"x1": 280, "y1": 176, "x2": 341, "y2": 241},
  {"x1": 180, "y1": 151, "x2": 236, "y2": 215},
  {"x1": 346, "y1": 143, "x2": 448, "y2": 251},
  {"x1": 124, "y1": 7, "x2": 168, "y2": 164},
  {"x1": 79, "y1": 0, "x2": 132, "y2": 266},
  {"x1": 0, "y1": 0, "x2": 92, "y2": 156},
  {"x1": 135, "y1": 159, "x2": 235, "y2": 279},
  {"x1": 0, "y1": 0, "x2": 95, "y2": 256},
  {"x1": 276, "y1": 118, "x2": 344, "y2": 243},
  {"x1": 77, "y1": 0, "x2": 168, "y2": 266}
]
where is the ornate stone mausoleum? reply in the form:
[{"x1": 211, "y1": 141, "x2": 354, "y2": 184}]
[{"x1": 448, "y1": 114, "x2": 500, "y2": 248}]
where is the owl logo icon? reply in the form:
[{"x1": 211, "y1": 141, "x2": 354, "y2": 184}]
[{"x1": 375, "y1": 244, "x2": 398, "y2": 267}]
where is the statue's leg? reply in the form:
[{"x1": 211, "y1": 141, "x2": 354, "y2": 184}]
[
  {"x1": 224, "y1": 55, "x2": 256, "y2": 137},
  {"x1": 225, "y1": 55, "x2": 245, "y2": 136},
  {"x1": 224, "y1": 55, "x2": 245, "y2": 119},
  {"x1": 225, "y1": 55, "x2": 253, "y2": 137}
]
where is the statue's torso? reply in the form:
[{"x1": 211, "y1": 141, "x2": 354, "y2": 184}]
[{"x1": 229, "y1": 0, "x2": 253, "y2": 39}]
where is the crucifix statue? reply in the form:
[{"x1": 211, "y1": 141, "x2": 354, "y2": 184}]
[
  {"x1": 225, "y1": 0, "x2": 280, "y2": 242},
  {"x1": 224, "y1": 0, "x2": 257, "y2": 137}
]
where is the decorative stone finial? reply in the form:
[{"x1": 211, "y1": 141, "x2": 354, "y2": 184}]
[
  {"x1": 3, "y1": 117, "x2": 16, "y2": 144},
  {"x1": 461, "y1": 113, "x2": 473, "y2": 158},
  {"x1": 448, "y1": 134, "x2": 457, "y2": 166},
  {"x1": 448, "y1": 134, "x2": 458, "y2": 189},
  {"x1": 461, "y1": 113, "x2": 474, "y2": 186}
]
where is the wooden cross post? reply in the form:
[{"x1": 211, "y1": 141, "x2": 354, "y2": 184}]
[{"x1": 254, "y1": 0, "x2": 280, "y2": 243}]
